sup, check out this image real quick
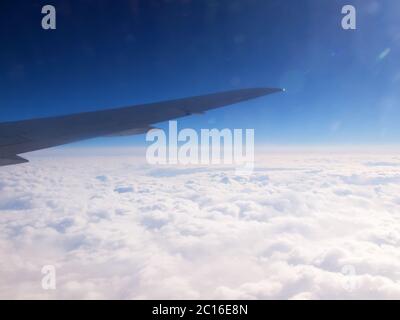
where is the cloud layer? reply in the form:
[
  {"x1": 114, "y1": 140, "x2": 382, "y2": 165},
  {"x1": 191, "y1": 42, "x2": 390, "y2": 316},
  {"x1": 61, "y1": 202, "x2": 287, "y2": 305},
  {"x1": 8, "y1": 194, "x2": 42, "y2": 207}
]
[{"x1": 1, "y1": 149, "x2": 400, "y2": 299}]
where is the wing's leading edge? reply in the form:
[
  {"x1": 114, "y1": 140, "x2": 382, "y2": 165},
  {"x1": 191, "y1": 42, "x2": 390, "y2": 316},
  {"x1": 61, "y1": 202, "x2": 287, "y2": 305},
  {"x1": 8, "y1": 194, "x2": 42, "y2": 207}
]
[{"x1": 0, "y1": 87, "x2": 283, "y2": 167}]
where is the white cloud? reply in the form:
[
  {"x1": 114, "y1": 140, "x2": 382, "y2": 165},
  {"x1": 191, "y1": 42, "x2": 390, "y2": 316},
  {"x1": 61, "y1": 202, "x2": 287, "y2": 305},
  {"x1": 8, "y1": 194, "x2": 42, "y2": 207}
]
[{"x1": 1, "y1": 148, "x2": 400, "y2": 299}]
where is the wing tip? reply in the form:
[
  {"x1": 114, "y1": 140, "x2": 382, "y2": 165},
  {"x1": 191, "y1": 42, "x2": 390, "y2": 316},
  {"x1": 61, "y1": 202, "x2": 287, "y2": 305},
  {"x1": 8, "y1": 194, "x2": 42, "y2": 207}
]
[
  {"x1": 234, "y1": 87, "x2": 285, "y2": 100},
  {"x1": 256, "y1": 87, "x2": 285, "y2": 94}
]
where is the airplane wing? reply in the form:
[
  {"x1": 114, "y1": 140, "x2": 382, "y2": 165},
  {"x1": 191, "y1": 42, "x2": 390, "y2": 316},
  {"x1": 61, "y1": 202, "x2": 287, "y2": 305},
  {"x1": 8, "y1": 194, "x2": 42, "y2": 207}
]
[{"x1": 0, "y1": 87, "x2": 282, "y2": 166}]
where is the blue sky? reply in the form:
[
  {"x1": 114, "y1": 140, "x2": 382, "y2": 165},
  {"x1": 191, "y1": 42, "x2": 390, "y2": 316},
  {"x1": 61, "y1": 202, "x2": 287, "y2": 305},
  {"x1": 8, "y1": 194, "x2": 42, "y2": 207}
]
[{"x1": 0, "y1": 0, "x2": 399, "y2": 146}]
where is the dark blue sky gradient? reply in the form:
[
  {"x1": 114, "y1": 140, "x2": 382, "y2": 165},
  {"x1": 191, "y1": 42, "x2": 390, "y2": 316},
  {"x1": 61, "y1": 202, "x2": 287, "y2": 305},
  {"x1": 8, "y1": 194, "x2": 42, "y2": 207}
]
[{"x1": 1, "y1": 0, "x2": 399, "y2": 145}]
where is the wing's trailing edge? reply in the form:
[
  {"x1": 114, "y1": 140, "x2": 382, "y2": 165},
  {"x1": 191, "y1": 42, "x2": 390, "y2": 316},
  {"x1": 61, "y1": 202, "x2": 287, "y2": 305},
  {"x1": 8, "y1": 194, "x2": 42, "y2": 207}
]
[
  {"x1": 0, "y1": 87, "x2": 283, "y2": 167},
  {"x1": 0, "y1": 155, "x2": 29, "y2": 167}
]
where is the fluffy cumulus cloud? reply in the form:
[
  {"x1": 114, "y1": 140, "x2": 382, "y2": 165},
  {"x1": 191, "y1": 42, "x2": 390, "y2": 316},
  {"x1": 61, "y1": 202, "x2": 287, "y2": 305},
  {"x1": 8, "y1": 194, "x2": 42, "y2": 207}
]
[{"x1": 1, "y1": 147, "x2": 400, "y2": 299}]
